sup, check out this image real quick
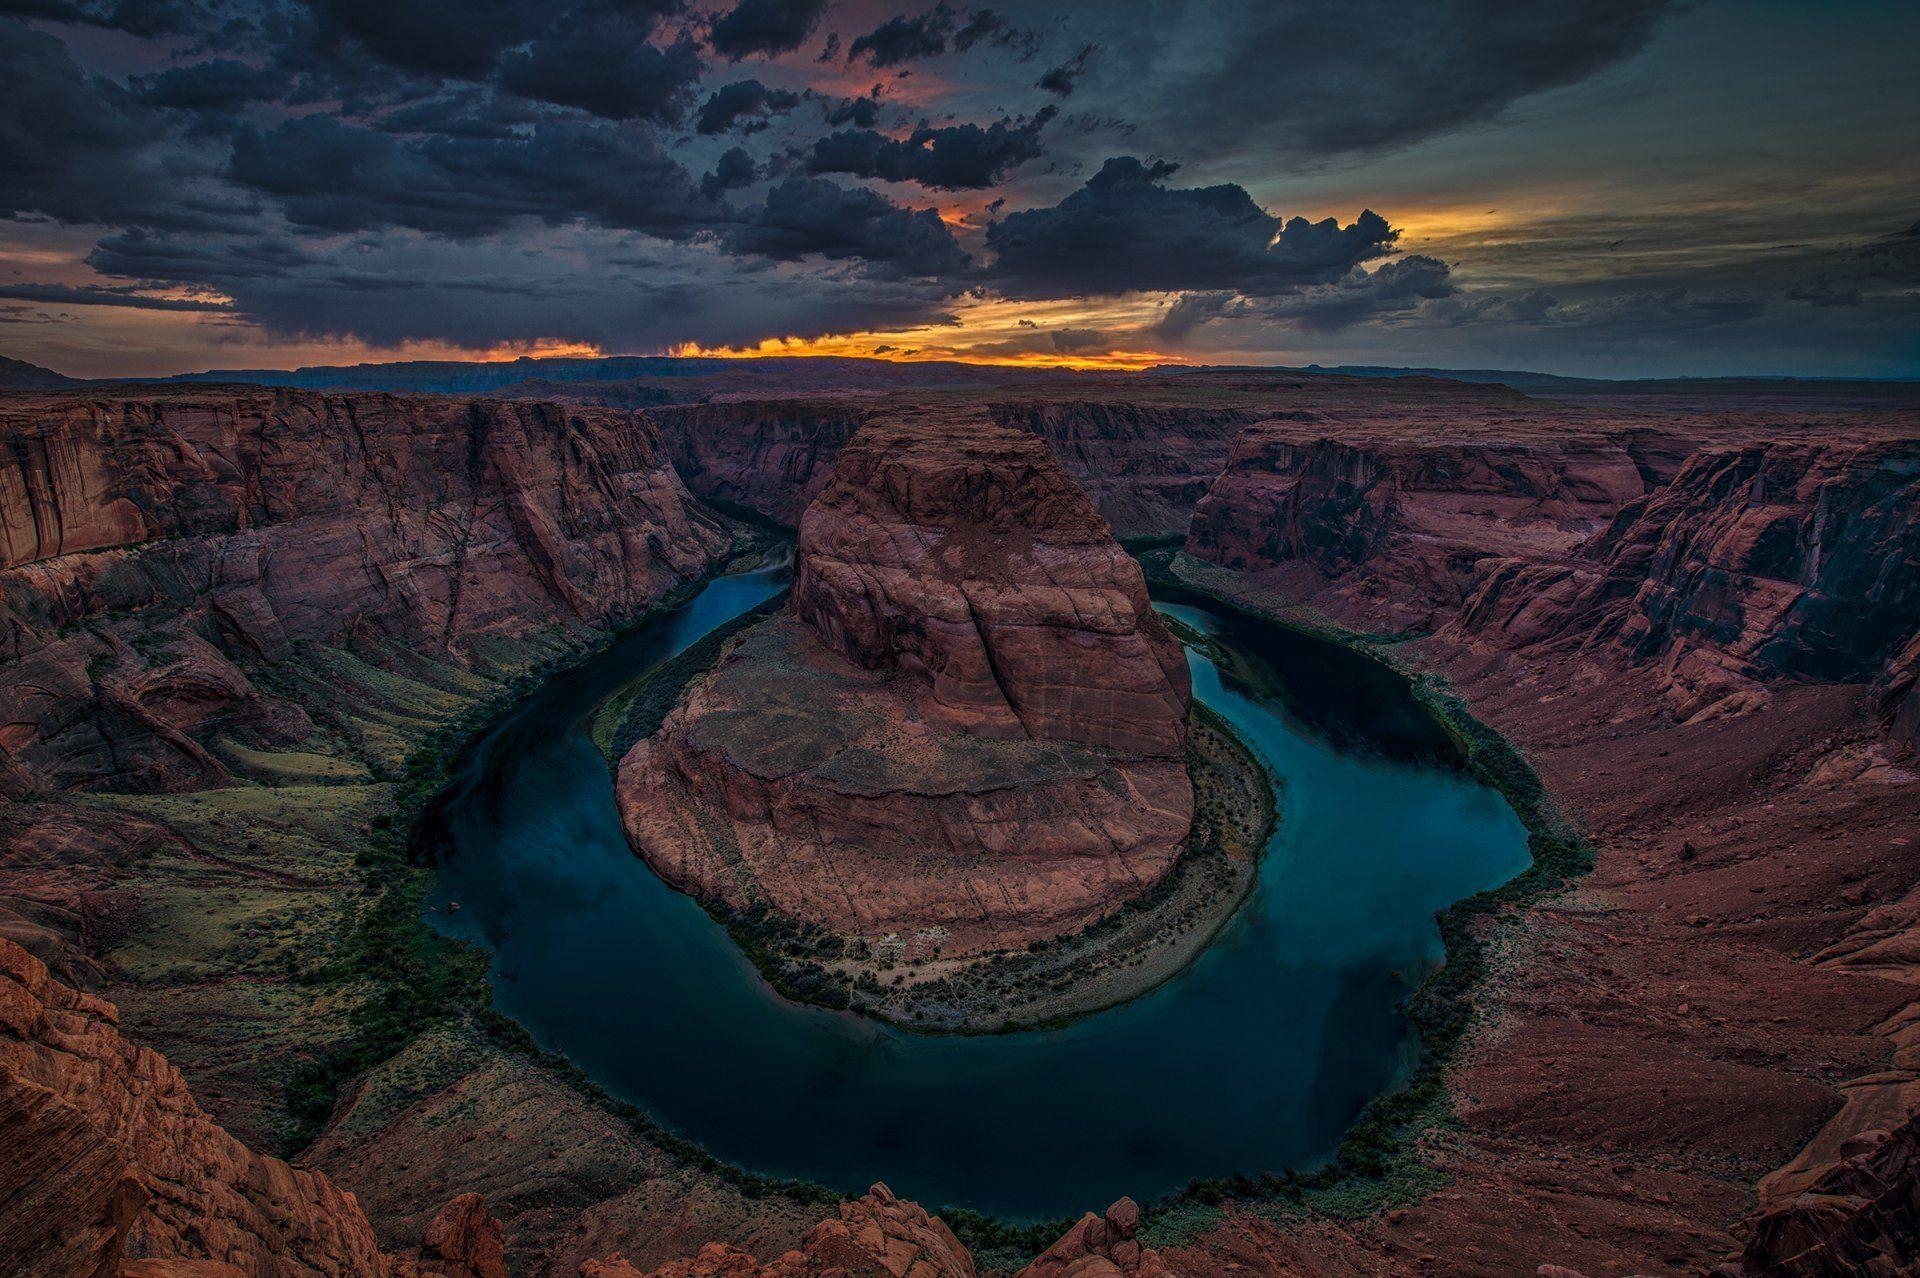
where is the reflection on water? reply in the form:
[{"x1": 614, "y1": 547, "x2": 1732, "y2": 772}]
[{"x1": 426, "y1": 562, "x2": 1530, "y2": 1218}]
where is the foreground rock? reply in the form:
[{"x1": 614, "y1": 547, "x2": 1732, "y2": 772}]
[
  {"x1": 0, "y1": 933, "x2": 508, "y2": 1278},
  {"x1": 0, "y1": 387, "x2": 729, "y2": 795},
  {"x1": 619, "y1": 414, "x2": 1192, "y2": 959},
  {"x1": 582, "y1": 1184, "x2": 977, "y2": 1278}
]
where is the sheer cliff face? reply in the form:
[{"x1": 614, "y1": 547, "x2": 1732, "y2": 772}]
[
  {"x1": 0, "y1": 389, "x2": 729, "y2": 793},
  {"x1": 1183, "y1": 419, "x2": 1667, "y2": 633},
  {"x1": 1456, "y1": 440, "x2": 1920, "y2": 722},
  {"x1": 986, "y1": 401, "x2": 1263, "y2": 541},
  {"x1": 649, "y1": 400, "x2": 876, "y2": 526},
  {"x1": 649, "y1": 396, "x2": 1257, "y2": 540},
  {"x1": 0, "y1": 935, "x2": 397, "y2": 1278},
  {"x1": 619, "y1": 416, "x2": 1194, "y2": 956}
]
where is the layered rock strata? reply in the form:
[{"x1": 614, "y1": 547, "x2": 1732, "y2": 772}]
[
  {"x1": 618, "y1": 415, "x2": 1192, "y2": 956},
  {"x1": 0, "y1": 388, "x2": 729, "y2": 794},
  {"x1": 0, "y1": 933, "x2": 494, "y2": 1278}
]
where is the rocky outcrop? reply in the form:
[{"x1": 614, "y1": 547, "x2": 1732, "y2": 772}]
[
  {"x1": 0, "y1": 388, "x2": 729, "y2": 793},
  {"x1": 987, "y1": 401, "x2": 1263, "y2": 540},
  {"x1": 1016, "y1": 1198, "x2": 1169, "y2": 1278},
  {"x1": 649, "y1": 400, "x2": 877, "y2": 526},
  {"x1": 619, "y1": 415, "x2": 1193, "y2": 957},
  {"x1": 1883, "y1": 634, "x2": 1920, "y2": 755},
  {"x1": 579, "y1": 1185, "x2": 975, "y2": 1278},
  {"x1": 1456, "y1": 440, "x2": 1920, "y2": 722},
  {"x1": 1184, "y1": 419, "x2": 1666, "y2": 632},
  {"x1": 1729, "y1": 1115, "x2": 1920, "y2": 1276},
  {"x1": 0, "y1": 934, "x2": 395, "y2": 1276}
]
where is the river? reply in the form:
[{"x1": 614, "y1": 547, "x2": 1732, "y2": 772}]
[{"x1": 425, "y1": 556, "x2": 1531, "y2": 1219}]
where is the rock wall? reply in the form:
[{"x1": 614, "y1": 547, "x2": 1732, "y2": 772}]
[
  {"x1": 0, "y1": 934, "x2": 402, "y2": 1278},
  {"x1": 986, "y1": 400, "x2": 1263, "y2": 540},
  {"x1": 648, "y1": 395, "x2": 1259, "y2": 540},
  {"x1": 648, "y1": 400, "x2": 876, "y2": 526},
  {"x1": 620, "y1": 414, "x2": 1193, "y2": 956},
  {"x1": 1455, "y1": 440, "x2": 1920, "y2": 722},
  {"x1": 0, "y1": 389, "x2": 729, "y2": 793},
  {"x1": 1183, "y1": 419, "x2": 1671, "y2": 632},
  {"x1": 792, "y1": 416, "x2": 1190, "y2": 754}
]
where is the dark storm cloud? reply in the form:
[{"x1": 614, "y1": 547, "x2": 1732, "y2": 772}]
[
  {"x1": 1251, "y1": 254, "x2": 1458, "y2": 331},
  {"x1": 1139, "y1": 0, "x2": 1679, "y2": 161},
  {"x1": 86, "y1": 223, "x2": 965, "y2": 353},
  {"x1": 226, "y1": 116, "x2": 721, "y2": 238},
  {"x1": 986, "y1": 157, "x2": 1396, "y2": 298},
  {"x1": 826, "y1": 94, "x2": 883, "y2": 128},
  {"x1": 498, "y1": 28, "x2": 705, "y2": 122},
  {"x1": 0, "y1": 281, "x2": 230, "y2": 311},
  {"x1": 0, "y1": 16, "x2": 257, "y2": 231},
  {"x1": 700, "y1": 145, "x2": 757, "y2": 199},
  {"x1": 1037, "y1": 45, "x2": 1093, "y2": 96},
  {"x1": 722, "y1": 176, "x2": 971, "y2": 277},
  {"x1": 847, "y1": 4, "x2": 957, "y2": 67},
  {"x1": 137, "y1": 60, "x2": 283, "y2": 111},
  {"x1": 708, "y1": 0, "x2": 830, "y2": 60},
  {"x1": 303, "y1": 0, "x2": 550, "y2": 77},
  {"x1": 0, "y1": 0, "x2": 221, "y2": 36},
  {"x1": 808, "y1": 108, "x2": 1055, "y2": 190},
  {"x1": 696, "y1": 79, "x2": 802, "y2": 135}
]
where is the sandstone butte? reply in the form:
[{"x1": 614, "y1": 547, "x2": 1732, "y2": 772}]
[{"x1": 617, "y1": 413, "x2": 1193, "y2": 957}]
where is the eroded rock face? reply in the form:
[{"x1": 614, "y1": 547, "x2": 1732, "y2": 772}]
[
  {"x1": 649, "y1": 396, "x2": 1257, "y2": 540},
  {"x1": 650, "y1": 400, "x2": 876, "y2": 526},
  {"x1": 793, "y1": 417, "x2": 1190, "y2": 754},
  {"x1": 987, "y1": 401, "x2": 1263, "y2": 541},
  {"x1": 1455, "y1": 440, "x2": 1920, "y2": 723},
  {"x1": 1185, "y1": 418, "x2": 1667, "y2": 632},
  {"x1": 1731, "y1": 1115, "x2": 1920, "y2": 1276},
  {"x1": 581, "y1": 1184, "x2": 977, "y2": 1278},
  {"x1": 0, "y1": 934, "x2": 393, "y2": 1277},
  {"x1": 620, "y1": 415, "x2": 1192, "y2": 956},
  {"x1": 1016, "y1": 1198, "x2": 1169, "y2": 1278},
  {"x1": 0, "y1": 932, "x2": 521, "y2": 1278},
  {"x1": 0, "y1": 388, "x2": 729, "y2": 793}
]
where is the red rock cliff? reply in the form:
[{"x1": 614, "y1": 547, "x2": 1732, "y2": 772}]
[
  {"x1": 619, "y1": 415, "x2": 1193, "y2": 957},
  {"x1": 1183, "y1": 417, "x2": 1674, "y2": 632},
  {"x1": 1454, "y1": 440, "x2": 1920, "y2": 722},
  {"x1": 0, "y1": 388, "x2": 729, "y2": 793}
]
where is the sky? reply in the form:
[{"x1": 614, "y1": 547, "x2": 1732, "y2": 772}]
[{"x1": 0, "y1": 0, "x2": 1915, "y2": 379}]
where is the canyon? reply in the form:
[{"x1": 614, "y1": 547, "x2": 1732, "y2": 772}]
[{"x1": 1, "y1": 368, "x2": 1918, "y2": 1277}]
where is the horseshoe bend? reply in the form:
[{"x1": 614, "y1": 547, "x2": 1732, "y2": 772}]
[{"x1": 3, "y1": 7, "x2": 1920, "y2": 1273}]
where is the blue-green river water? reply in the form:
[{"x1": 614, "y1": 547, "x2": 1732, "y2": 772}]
[{"x1": 425, "y1": 557, "x2": 1530, "y2": 1218}]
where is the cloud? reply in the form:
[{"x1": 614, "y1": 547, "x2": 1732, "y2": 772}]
[
  {"x1": 986, "y1": 157, "x2": 1396, "y2": 298},
  {"x1": 808, "y1": 108, "x2": 1055, "y2": 190},
  {"x1": 0, "y1": 17, "x2": 251, "y2": 231},
  {"x1": 696, "y1": 79, "x2": 802, "y2": 135},
  {"x1": 226, "y1": 116, "x2": 721, "y2": 238},
  {"x1": 1037, "y1": 44, "x2": 1094, "y2": 96},
  {"x1": 708, "y1": 0, "x2": 830, "y2": 60},
  {"x1": 0, "y1": 281, "x2": 229, "y2": 311},
  {"x1": 847, "y1": 4, "x2": 957, "y2": 67},
  {"x1": 721, "y1": 176, "x2": 972, "y2": 277},
  {"x1": 701, "y1": 145, "x2": 757, "y2": 199},
  {"x1": 86, "y1": 224, "x2": 964, "y2": 354},
  {"x1": 137, "y1": 59, "x2": 282, "y2": 111},
  {"x1": 498, "y1": 27, "x2": 705, "y2": 122}
]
